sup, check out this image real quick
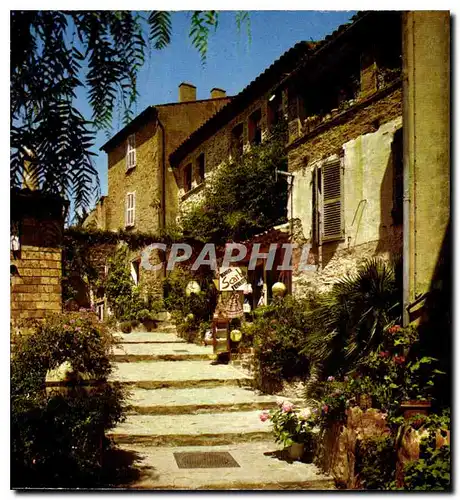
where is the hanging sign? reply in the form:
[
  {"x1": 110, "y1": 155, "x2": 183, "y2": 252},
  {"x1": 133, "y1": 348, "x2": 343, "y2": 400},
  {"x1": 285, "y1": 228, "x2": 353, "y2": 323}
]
[{"x1": 219, "y1": 267, "x2": 247, "y2": 292}]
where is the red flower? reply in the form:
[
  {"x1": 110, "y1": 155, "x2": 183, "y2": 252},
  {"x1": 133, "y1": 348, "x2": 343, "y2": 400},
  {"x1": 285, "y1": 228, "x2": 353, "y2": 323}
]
[
  {"x1": 379, "y1": 351, "x2": 390, "y2": 358},
  {"x1": 393, "y1": 355, "x2": 406, "y2": 365},
  {"x1": 322, "y1": 405, "x2": 329, "y2": 414},
  {"x1": 388, "y1": 325, "x2": 402, "y2": 334}
]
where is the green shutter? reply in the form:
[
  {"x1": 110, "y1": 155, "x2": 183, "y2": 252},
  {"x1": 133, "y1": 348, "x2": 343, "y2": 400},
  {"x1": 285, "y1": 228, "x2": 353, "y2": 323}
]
[{"x1": 321, "y1": 158, "x2": 344, "y2": 242}]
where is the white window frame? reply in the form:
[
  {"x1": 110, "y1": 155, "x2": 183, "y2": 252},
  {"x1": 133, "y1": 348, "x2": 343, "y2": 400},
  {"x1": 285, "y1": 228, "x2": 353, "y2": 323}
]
[
  {"x1": 126, "y1": 134, "x2": 136, "y2": 171},
  {"x1": 125, "y1": 191, "x2": 136, "y2": 227}
]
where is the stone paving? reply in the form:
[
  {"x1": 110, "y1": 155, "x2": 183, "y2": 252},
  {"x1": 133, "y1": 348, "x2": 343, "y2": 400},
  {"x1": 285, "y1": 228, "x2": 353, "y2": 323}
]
[{"x1": 108, "y1": 327, "x2": 334, "y2": 490}]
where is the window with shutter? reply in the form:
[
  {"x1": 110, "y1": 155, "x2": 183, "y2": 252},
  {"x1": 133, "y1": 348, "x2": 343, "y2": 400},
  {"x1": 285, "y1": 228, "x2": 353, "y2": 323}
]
[
  {"x1": 321, "y1": 158, "x2": 344, "y2": 242},
  {"x1": 125, "y1": 192, "x2": 135, "y2": 227},
  {"x1": 126, "y1": 134, "x2": 136, "y2": 171}
]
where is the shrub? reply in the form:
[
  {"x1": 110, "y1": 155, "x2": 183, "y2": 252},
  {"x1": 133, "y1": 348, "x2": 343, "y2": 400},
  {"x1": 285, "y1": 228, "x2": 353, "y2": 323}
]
[
  {"x1": 355, "y1": 435, "x2": 397, "y2": 490},
  {"x1": 180, "y1": 123, "x2": 288, "y2": 244},
  {"x1": 244, "y1": 296, "x2": 313, "y2": 393},
  {"x1": 11, "y1": 312, "x2": 126, "y2": 488},
  {"x1": 119, "y1": 320, "x2": 132, "y2": 333},
  {"x1": 403, "y1": 437, "x2": 450, "y2": 491}
]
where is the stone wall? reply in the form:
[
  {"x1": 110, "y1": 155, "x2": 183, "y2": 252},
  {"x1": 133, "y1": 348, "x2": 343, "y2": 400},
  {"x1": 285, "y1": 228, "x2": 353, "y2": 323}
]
[
  {"x1": 176, "y1": 92, "x2": 278, "y2": 215},
  {"x1": 105, "y1": 98, "x2": 231, "y2": 234},
  {"x1": 287, "y1": 89, "x2": 403, "y2": 297},
  {"x1": 11, "y1": 246, "x2": 62, "y2": 321}
]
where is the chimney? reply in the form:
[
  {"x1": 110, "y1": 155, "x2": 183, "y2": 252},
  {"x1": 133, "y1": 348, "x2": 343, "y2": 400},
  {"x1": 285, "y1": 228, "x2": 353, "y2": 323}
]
[
  {"x1": 210, "y1": 87, "x2": 226, "y2": 99},
  {"x1": 179, "y1": 82, "x2": 197, "y2": 102}
]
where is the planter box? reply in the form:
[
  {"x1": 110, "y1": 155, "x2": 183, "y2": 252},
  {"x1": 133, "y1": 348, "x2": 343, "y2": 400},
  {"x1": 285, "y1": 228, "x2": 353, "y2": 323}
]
[{"x1": 400, "y1": 400, "x2": 431, "y2": 419}]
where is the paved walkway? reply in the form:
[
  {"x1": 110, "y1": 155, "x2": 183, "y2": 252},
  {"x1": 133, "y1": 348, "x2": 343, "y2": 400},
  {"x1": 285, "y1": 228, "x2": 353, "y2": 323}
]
[{"x1": 108, "y1": 327, "x2": 334, "y2": 490}]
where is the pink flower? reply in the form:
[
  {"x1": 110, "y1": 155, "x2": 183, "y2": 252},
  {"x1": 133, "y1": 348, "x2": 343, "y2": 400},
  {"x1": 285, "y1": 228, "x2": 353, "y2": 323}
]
[
  {"x1": 344, "y1": 376, "x2": 349, "y2": 382},
  {"x1": 259, "y1": 411, "x2": 270, "y2": 422},
  {"x1": 327, "y1": 376, "x2": 335, "y2": 382},
  {"x1": 322, "y1": 405, "x2": 329, "y2": 414},
  {"x1": 281, "y1": 401, "x2": 294, "y2": 413},
  {"x1": 379, "y1": 351, "x2": 390, "y2": 358}
]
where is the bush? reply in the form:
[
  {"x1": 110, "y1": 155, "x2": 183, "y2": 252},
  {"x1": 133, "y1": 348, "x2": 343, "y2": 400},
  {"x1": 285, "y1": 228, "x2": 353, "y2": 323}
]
[
  {"x1": 243, "y1": 296, "x2": 313, "y2": 393},
  {"x1": 11, "y1": 312, "x2": 126, "y2": 488},
  {"x1": 180, "y1": 124, "x2": 288, "y2": 244},
  {"x1": 119, "y1": 320, "x2": 132, "y2": 333},
  {"x1": 403, "y1": 438, "x2": 450, "y2": 491},
  {"x1": 355, "y1": 435, "x2": 396, "y2": 490}
]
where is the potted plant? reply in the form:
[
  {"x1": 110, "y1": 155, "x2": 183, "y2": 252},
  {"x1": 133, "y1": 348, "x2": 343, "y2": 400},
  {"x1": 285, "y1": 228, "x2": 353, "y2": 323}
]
[{"x1": 260, "y1": 401, "x2": 317, "y2": 460}]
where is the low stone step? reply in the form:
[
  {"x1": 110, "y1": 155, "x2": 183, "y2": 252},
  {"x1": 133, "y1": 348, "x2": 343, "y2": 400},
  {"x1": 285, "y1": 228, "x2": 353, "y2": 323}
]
[
  {"x1": 125, "y1": 386, "x2": 287, "y2": 415},
  {"x1": 108, "y1": 442, "x2": 335, "y2": 490},
  {"x1": 108, "y1": 410, "x2": 272, "y2": 446},
  {"x1": 112, "y1": 332, "x2": 185, "y2": 344},
  {"x1": 109, "y1": 360, "x2": 252, "y2": 390},
  {"x1": 112, "y1": 342, "x2": 213, "y2": 362}
]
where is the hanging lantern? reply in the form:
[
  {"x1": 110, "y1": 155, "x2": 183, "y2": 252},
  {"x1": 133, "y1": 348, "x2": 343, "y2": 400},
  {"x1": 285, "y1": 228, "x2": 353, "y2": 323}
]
[
  {"x1": 186, "y1": 280, "x2": 201, "y2": 296},
  {"x1": 272, "y1": 282, "x2": 287, "y2": 297},
  {"x1": 230, "y1": 329, "x2": 242, "y2": 342}
]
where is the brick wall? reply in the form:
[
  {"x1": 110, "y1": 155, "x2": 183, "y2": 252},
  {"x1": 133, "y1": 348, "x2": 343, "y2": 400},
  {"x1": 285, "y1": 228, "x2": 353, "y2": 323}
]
[{"x1": 11, "y1": 246, "x2": 62, "y2": 321}]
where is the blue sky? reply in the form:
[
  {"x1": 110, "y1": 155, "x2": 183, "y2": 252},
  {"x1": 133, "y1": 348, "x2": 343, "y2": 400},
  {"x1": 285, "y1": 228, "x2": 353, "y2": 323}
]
[{"x1": 81, "y1": 10, "x2": 356, "y2": 202}]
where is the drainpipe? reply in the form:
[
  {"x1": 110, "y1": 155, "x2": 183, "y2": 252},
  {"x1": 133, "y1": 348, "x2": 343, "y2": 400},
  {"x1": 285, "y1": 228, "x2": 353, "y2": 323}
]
[
  {"x1": 157, "y1": 116, "x2": 167, "y2": 280},
  {"x1": 402, "y1": 12, "x2": 413, "y2": 327}
]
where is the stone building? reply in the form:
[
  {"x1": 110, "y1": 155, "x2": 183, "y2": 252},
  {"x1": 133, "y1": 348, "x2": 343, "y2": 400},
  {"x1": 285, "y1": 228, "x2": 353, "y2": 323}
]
[
  {"x1": 170, "y1": 11, "x2": 405, "y2": 301},
  {"x1": 86, "y1": 85, "x2": 231, "y2": 306},
  {"x1": 11, "y1": 188, "x2": 67, "y2": 323}
]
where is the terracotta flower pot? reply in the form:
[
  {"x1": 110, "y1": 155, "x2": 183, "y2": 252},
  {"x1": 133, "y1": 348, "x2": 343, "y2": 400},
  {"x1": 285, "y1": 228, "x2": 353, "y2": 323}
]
[
  {"x1": 400, "y1": 400, "x2": 431, "y2": 419},
  {"x1": 288, "y1": 442, "x2": 305, "y2": 460}
]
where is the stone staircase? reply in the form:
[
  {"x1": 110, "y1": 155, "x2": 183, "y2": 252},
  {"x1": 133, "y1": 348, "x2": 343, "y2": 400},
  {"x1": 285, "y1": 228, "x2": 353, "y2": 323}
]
[{"x1": 107, "y1": 323, "x2": 334, "y2": 490}]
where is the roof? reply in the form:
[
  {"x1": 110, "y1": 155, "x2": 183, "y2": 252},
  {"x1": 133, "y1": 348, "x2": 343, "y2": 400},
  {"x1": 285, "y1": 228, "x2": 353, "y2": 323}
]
[
  {"x1": 169, "y1": 11, "x2": 371, "y2": 166},
  {"x1": 100, "y1": 96, "x2": 232, "y2": 153}
]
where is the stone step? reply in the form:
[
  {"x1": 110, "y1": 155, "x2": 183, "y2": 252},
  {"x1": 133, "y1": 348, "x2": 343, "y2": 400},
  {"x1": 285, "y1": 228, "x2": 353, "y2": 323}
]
[
  {"x1": 112, "y1": 342, "x2": 213, "y2": 362},
  {"x1": 125, "y1": 386, "x2": 291, "y2": 415},
  {"x1": 109, "y1": 360, "x2": 252, "y2": 390},
  {"x1": 112, "y1": 332, "x2": 185, "y2": 344},
  {"x1": 107, "y1": 442, "x2": 335, "y2": 490},
  {"x1": 108, "y1": 410, "x2": 272, "y2": 446}
]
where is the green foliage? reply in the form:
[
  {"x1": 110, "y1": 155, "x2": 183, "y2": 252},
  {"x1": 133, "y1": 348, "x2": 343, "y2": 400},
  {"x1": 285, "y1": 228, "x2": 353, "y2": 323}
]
[
  {"x1": 302, "y1": 257, "x2": 402, "y2": 378},
  {"x1": 11, "y1": 312, "x2": 125, "y2": 488},
  {"x1": 180, "y1": 125, "x2": 288, "y2": 244},
  {"x1": 243, "y1": 296, "x2": 313, "y2": 393},
  {"x1": 11, "y1": 10, "x2": 250, "y2": 213},
  {"x1": 105, "y1": 246, "x2": 145, "y2": 321},
  {"x1": 403, "y1": 436, "x2": 450, "y2": 491},
  {"x1": 355, "y1": 435, "x2": 396, "y2": 490},
  {"x1": 163, "y1": 267, "x2": 217, "y2": 338}
]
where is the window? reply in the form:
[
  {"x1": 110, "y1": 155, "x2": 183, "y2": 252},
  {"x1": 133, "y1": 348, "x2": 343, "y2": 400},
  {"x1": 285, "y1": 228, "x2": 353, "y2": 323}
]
[
  {"x1": 125, "y1": 192, "x2": 135, "y2": 227},
  {"x1": 184, "y1": 163, "x2": 192, "y2": 192},
  {"x1": 391, "y1": 128, "x2": 403, "y2": 225},
  {"x1": 126, "y1": 134, "x2": 136, "y2": 171},
  {"x1": 196, "y1": 153, "x2": 205, "y2": 184},
  {"x1": 248, "y1": 109, "x2": 262, "y2": 145},
  {"x1": 130, "y1": 260, "x2": 140, "y2": 285},
  {"x1": 231, "y1": 124, "x2": 244, "y2": 159},
  {"x1": 267, "y1": 93, "x2": 283, "y2": 130},
  {"x1": 313, "y1": 158, "x2": 344, "y2": 243}
]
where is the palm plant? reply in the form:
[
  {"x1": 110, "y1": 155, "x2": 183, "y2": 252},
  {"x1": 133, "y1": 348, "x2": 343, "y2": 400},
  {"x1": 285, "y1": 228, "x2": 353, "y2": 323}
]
[{"x1": 302, "y1": 257, "x2": 402, "y2": 380}]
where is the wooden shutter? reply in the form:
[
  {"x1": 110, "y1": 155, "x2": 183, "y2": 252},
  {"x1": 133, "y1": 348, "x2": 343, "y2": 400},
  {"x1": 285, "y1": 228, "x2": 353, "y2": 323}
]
[
  {"x1": 126, "y1": 192, "x2": 135, "y2": 227},
  {"x1": 321, "y1": 158, "x2": 343, "y2": 242},
  {"x1": 126, "y1": 134, "x2": 136, "y2": 170}
]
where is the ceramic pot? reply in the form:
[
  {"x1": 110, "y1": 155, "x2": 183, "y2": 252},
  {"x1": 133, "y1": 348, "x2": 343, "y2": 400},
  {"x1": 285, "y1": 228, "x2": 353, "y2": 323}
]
[
  {"x1": 288, "y1": 442, "x2": 305, "y2": 460},
  {"x1": 400, "y1": 400, "x2": 431, "y2": 419}
]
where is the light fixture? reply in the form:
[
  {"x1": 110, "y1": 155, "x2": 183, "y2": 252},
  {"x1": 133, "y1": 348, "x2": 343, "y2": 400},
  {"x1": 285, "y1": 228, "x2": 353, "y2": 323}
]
[{"x1": 268, "y1": 94, "x2": 276, "y2": 102}]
